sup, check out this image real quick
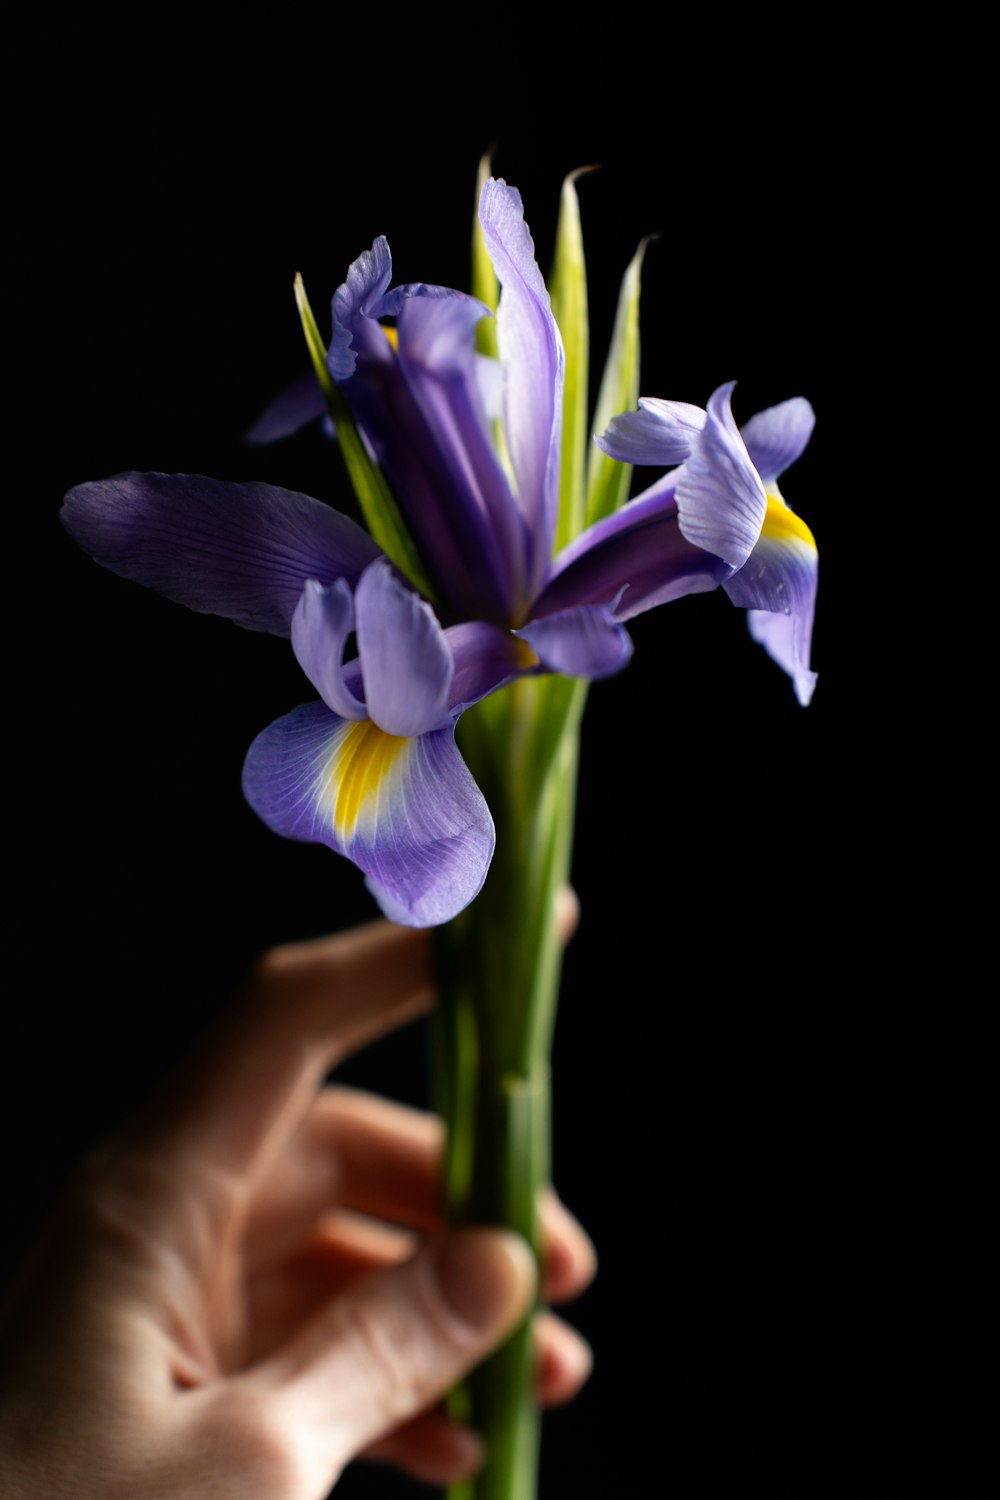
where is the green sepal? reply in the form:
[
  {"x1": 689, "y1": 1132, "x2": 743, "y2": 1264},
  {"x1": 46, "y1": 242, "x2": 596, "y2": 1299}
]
[
  {"x1": 472, "y1": 152, "x2": 499, "y2": 359},
  {"x1": 294, "y1": 274, "x2": 437, "y2": 602},
  {"x1": 550, "y1": 169, "x2": 593, "y2": 553},
  {"x1": 585, "y1": 236, "x2": 651, "y2": 525}
]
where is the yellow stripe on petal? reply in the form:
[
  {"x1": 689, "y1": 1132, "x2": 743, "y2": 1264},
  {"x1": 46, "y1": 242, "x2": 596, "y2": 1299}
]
[
  {"x1": 383, "y1": 325, "x2": 399, "y2": 352},
  {"x1": 319, "y1": 719, "x2": 409, "y2": 843},
  {"x1": 762, "y1": 492, "x2": 817, "y2": 551}
]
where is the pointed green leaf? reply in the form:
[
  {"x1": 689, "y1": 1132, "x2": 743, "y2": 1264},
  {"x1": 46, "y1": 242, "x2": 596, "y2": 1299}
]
[
  {"x1": 550, "y1": 169, "x2": 593, "y2": 553},
  {"x1": 471, "y1": 151, "x2": 498, "y2": 359},
  {"x1": 585, "y1": 237, "x2": 651, "y2": 525},
  {"x1": 294, "y1": 274, "x2": 437, "y2": 602}
]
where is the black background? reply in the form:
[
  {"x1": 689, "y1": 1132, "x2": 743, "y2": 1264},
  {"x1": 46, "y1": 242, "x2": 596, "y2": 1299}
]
[{"x1": 5, "y1": 15, "x2": 989, "y2": 1500}]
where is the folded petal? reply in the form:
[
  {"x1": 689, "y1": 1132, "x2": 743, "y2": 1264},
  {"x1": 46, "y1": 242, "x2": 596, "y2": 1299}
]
[
  {"x1": 675, "y1": 383, "x2": 767, "y2": 572},
  {"x1": 534, "y1": 481, "x2": 728, "y2": 622},
  {"x1": 596, "y1": 397, "x2": 705, "y2": 467},
  {"x1": 479, "y1": 178, "x2": 564, "y2": 582},
  {"x1": 517, "y1": 605, "x2": 633, "y2": 680},
  {"x1": 61, "y1": 472, "x2": 382, "y2": 635},
  {"x1": 242, "y1": 701, "x2": 494, "y2": 927},
  {"x1": 739, "y1": 397, "x2": 815, "y2": 485},
  {"x1": 329, "y1": 236, "x2": 397, "y2": 380},
  {"x1": 355, "y1": 560, "x2": 453, "y2": 736},
  {"x1": 291, "y1": 579, "x2": 367, "y2": 720},
  {"x1": 724, "y1": 497, "x2": 818, "y2": 705}
]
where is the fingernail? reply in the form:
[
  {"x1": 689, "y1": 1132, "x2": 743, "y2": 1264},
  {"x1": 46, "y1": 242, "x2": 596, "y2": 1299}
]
[{"x1": 434, "y1": 1228, "x2": 536, "y2": 1333}]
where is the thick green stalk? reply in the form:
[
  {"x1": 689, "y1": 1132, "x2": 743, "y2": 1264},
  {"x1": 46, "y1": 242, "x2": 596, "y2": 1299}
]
[{"x1": 434, "y1": 675, "x2": 585, "y2": 1500}]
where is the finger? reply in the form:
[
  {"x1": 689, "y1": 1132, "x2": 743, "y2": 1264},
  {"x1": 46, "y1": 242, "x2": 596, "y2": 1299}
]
[
  {"x1": 249, "y1": 1228, "x2": 535, "y2": 1471},
  {"x1": 364, "y1": 1410, "x2": 485, "y2": 1487},
  {"x1": 539, "y1": 1188, "x2": 598, "y2": 1304},
  {"x1": 244, "y1": 1088, "x2": 442, "y2": 1268},
  {"x1": 124, "y1": 921, "x2": 432, "y2": 1187},
  {"x1": 362, "y1": 1307, "x2": 593, "y2": 1485},
  {"x1": 555, "y1": 884, "x2": 581, "y2": 944},
  {"x1": 244, "y1": 1208, "x2": 592, "y2": 1390},
  {"x1": 534, "y1": 1311, "x2": 593, "y2": 1406},
  {"x1": 244, "y1": 1089, "x2": 597, "y2": 1307}
]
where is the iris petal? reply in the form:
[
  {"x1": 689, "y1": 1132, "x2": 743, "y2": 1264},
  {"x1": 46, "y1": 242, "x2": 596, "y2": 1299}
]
[
  {"x1": 596, "y1": 397, "x2": 705, "y2": 467},
  {"x1": 479, "y1": 177, "x2": 564, "y2": 583},
  {"x1": 291, "y1": 579, "x2": 367, "y2": 720},
  {"x1": 739, "y1": 397, "x2": 815, "y2": 485},
  {"x1": 675, "y1": 383, "x2": 767, "y2": 572},
  {"x1": 355, "y1": 560, "x2": 453, "y2": 736},
  {"x1": 61, "y1": 472, "x2": 382, "y2": 636},
  {"x1": 725, "y1": 494, "x2": 818, "y2": 706},
  {"x1": 748, "y1": 606, "x2": 817, "y2": 708},
  {"x1": 517, "y1": 605, "x2": 633, "y2": 680},
  {"x1": 242, "y1": 701, "x2": 494, "y2": 927},
  {"x1": 445, "y1": 621, "x2": 538, "y2": 713},
  {"x1": 536, "y1": 480, "x2": 728, "y2": 621}
]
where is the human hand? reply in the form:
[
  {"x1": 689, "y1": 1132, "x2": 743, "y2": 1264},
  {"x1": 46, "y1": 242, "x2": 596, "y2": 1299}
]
[{"x1": 0, "y1": 917, "x2": 595, "y2": 1499}]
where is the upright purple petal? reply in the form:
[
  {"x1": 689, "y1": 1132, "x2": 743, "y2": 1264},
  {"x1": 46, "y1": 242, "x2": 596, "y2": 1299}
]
[
  {"x1": 675, "y1": 383, "x2": 767, "y2": 571},
  {"x1": 517, "y1": 605, "x2": 633, "y2": 680},
  {"x1": 740, "y1": 397, "x2": 815, "y2": 485},
  {"x1": 291, "y1": 579, "x2": 367, "y2": 720},
  {"x1": 596, "y1": 397, "x2": 706, "y2": 467},
  {"x1": 242, "y1": 701, "x2": 494, "y2": 927},
  {"x1": 396, "y1": 294, "x2": 534, "y2": 616},
  {"x1": 328, "y1": 241, "x2": 516, "y2": 621},
  {"x1": 61, "y1": 472, "x2": 382, "y2": 635},
  {"x1": 355, "y1": 560, "x2": 453, "y2": 736},
  {"x1": 479, "y1": 178, "x2": 564, "y2": 585}
]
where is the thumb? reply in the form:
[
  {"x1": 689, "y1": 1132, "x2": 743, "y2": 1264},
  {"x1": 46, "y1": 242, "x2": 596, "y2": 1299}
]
[{"x1": 253, "y1": 1227, "x2": 536, "y2": 1480}]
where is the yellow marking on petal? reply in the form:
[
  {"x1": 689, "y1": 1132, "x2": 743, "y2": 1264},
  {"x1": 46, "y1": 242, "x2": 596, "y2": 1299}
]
[
  {"x1": 324, "y1": 719, "x2": 408, "y2": 842},
  {"x1": 383, "y1": 325, "x2": 399, "y2": 352},
  {"x1": 762, "y1": 492, "x2": 817, "y2": 551}
]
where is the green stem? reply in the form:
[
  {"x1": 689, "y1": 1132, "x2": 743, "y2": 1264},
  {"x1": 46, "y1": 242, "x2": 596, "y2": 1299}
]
[{"x1": 433, "y1": 675, "x2": 586, "y2": 1500}]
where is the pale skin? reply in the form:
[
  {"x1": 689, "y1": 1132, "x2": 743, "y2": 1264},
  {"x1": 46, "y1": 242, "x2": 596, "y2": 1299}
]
[{"x1": 0, "y1": 903, "x2": 595, "y2": 1499}]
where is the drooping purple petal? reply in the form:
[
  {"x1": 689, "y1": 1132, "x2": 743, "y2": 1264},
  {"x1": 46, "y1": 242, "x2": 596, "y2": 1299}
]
[
  {"x1": 291, "y1": 579, "x2": 367, "y2": 720},
  {"x1": 675, "y1": 383, "x2": 767, "y2": 571},
  {"x1": 245, "y1": 373, "x2": 327, "y2": 445},
  {"x1": 517, "y1": 605, "x2": 633, "y2": 680},
  {"x1": 596, "y1": 397, "x2": 706, "y2": 467},
  {"x1": 479, "y1": 178, "x2": 564, "y2": 584},
  {"x1": 242, "y1": 700, "x2": 494, "y2": 927},
  {"x1": 61, "y1": 473, "x2": 383, "y2": 635},
  {"x1": 354, "y1": 560, "x2": 453, "y2": 737},
  {"x1": 740, "y1": 397, "x2": 815, "y2": 485},
  {"x1": 747, "y1": 606, "x2": 817, "y2": 708},
  {"x1": 534, "y1": 480, "x2": 728, "y2": 622},
  {"x1": 724, "y1": 496, "x2": 819, "y2": 706}
]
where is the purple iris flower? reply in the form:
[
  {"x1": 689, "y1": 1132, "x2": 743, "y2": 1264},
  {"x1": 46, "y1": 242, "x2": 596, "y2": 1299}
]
[
  {"x1": 597, "y1": 391, "x2": 818, "y2": 705},
  {"x1": 62, "y1": 179, "x2": 812, "y2": 927}
]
